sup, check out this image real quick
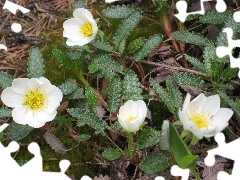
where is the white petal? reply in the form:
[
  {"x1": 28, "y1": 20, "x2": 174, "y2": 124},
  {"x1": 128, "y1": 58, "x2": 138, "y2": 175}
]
[
  {"x1": 124, "y1": 122, "x2": 139, "y2": 132},
  {"x1": 63, "y1": 18, "x2": 86, "y2": 38},
  {"x1": 211, "y1": 108, "x2": 233, "y2": 126},
  {"x1": 12, "y1": 106, "x2": 28, "y2": 125},
  {"x1": 105, "y1": 0, "x2": 119, "y2": 2},
  {"x1": 128, "y1": 109, "x2": 144, "y2": 126},
  {"x1": 25, "y1": 111, "x2": 46, "y2": 128},
  {"x1": 182, "y1": 93, "x2": 191, "y2": 112},
  {"x1": 44, "y1": 96, "x2": 61, "y2": 114},
  {"x1": 136, "y1": 100, "x2": 147, "y2": 119},
  {"x1": 11, "y1": 78, "x2": 29, "y2": 94},
  {"x1": 185, "y1": 93, "x2": 207, "y2": 117},
  {"x1": 66, "y1": 39, "x2": 86, "y2": 46},
  {"x1": 27, "y1": 78, "x2": 39, "y2": 91},
  {"x1": 178, "y1": 109, "x2": 189, "y2": 125},
  {"x1": 125, "y1": 100, "x2": 138, "y2": 113},
  {"x1": 47, "y1": 86, "x2": 63, "y2": 101},
  {"x1": 37, "y1": 110, "x2": 57, "y2": 123},
  {"x1": 63, "y1": 28, "x2": 84, "y2": 41},
  {"x1": 118, "y1": 101, "x2": 130, "y2": 117},
  {"x1": 1, "y1": 88, "x2": 24, "y2": 108},
  {"x1": 201, "y1": 94, "x2": 220, "y2": 118},
  {"x1": 121, "y1": 119, "x2": 140, "y2": 132},
  {"x1": 201, "y1": 126, "x2": 219, "y2": 138},
  {"x1": 79, "y1": 37, "x2": 93, "y2": 45},
  {"x1": 117, "y1": 115, "x2": 127, "y2": 130},
  {"x1": 63, "y1": 18, "x2": 83, "y2": 28},
  {"x1": 190, "y1": 126, "x2": 203, "y2": 139},
  {"x1": 216, "y1": 122, "x2": 229, "y2": 133},
  {"x1": 178, "y1": 110, "x2": 203, "y2": 139},
  {"x1": 73, "y1": 8, "x2": 93, "y2": 19},
  {"x1": 38, "y1": 77, "x2": 54, "y2": 93}
]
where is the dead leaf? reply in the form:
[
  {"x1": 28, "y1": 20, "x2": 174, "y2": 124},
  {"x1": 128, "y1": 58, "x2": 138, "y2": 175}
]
[
  {"x1": 57, "y1": 101, "x2": 69, "y2": 112},
  {"x1": 110, "y1": 156, "x2": 130, "y2": 180},
  {"x1": 202, "y1": 162, "x2": 224, "y2": 180},
  {"x1": 94, "y1": 174, "x2": 110, "y2": 180},
  {"x1": 44, "y1": 131, "x2": 68, "y2": 154},
  {"x1": 95, "y1": 104, "x2": 106, "y2": 119},
  {"x1": 148, "y1": 42, "x2": 171, "y2": 60},
  {"x1": 179, "y1": 84, "x2": 204, "y2": 96}
]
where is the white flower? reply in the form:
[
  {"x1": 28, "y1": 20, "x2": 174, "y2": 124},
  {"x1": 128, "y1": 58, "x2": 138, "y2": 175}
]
[
  {"x1": 179, "y1": 93, "x2": 233, "y2": 139},
  {"x1": 105, "y1": 0, "x2": 119, "y2": 3},
  {"x1": 118, "y1": 100, "x2": 147, "y2": 132},
  {"x1": 1, "y1": 77, "x2": 63, "y2": 128},
  {"x1": 63, "y1": 8, "x2": 98, "y2": 46}
]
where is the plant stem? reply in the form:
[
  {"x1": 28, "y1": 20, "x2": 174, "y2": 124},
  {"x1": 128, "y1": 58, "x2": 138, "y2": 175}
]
[
  {"x1": 127, "y1": 132, "x2": 135, "y2": 160},
  {"x1": 78, "y1": 69, "x2": 90, "y2": 87},
  {"x1": 105, "y1": 135, "x2": 125, "y2": 155}
]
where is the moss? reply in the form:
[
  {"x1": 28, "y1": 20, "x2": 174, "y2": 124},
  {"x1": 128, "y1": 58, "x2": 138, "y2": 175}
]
[
  {"x1": 8, "y1": 126, "x2": 109, "y2": 179},
  {"x1": 148, "y1": 101, "x2": 172, "y2": 130}
]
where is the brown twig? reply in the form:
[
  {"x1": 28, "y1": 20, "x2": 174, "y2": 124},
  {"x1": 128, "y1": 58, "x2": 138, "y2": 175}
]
[
  {"x1": 0, "y1": 12, "x2": 12, "y2": 33},
  {"x1": 141, "y1": 60, "x2": 210, "y2": 77}
]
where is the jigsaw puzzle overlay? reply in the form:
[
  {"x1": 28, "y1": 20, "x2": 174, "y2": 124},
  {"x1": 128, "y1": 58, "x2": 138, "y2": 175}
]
[
  {"x1": 1, "y1": 0, "x2": 240, "y2": 179},
  {"x1": 0, "y1": 123, "x2": 91, "y2": 180}
]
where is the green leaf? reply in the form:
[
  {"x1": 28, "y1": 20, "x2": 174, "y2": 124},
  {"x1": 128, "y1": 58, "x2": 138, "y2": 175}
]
[
  {"x1": 107, "y1": 76, "x2": 122, "y2": 112},
  {"x1": 180, "y1": 155, "x2": 199, "y2": 169},
  {"x1": 70, "y1": 50, "x2": 88, "y2": 72},
  {"x1": 0, "y1": 108, "x2": 12, "y2": 118},
  {"x1": 118, "y1": 39, "x2": 126, "y2": 55},
  {"x1": 55, "y1": 115, "x2": 72, "y2": 128},
  {"x1": 169, "y1": 123, "x2": 200, "y2": 179},
  {"x1": 134, "y1": 34, "x2": 163, "y2": 61},
  {"x1": 72, "y1": 0, "x2": 87, "y2": 10},
  {"x1": 52, "y1": 49, "x2": 72, "y2": 69},
  {"x1": 149, "y1": 78, "x2": 174, "y2": 114},
  {"x1": 102, "y1": 5, "x2": 138, "y2": 19},
  {"x1": 159, "y1": 120, "x2": 170, "y2": 151},
  {"x1": 27, "y1": 47, "x2": 45, "y2": 78},
  {"x1": 6, "y1": 123, "x2": 34, "y2": 142},
  {"x1": 184, "y1": 54, "x2": 205, "y2": 72},
  {"x1": 91, "y1": 38, "x2": 114, "y2": 52},
  {"x1": 218, "y1": 91, "x2": 240, "y2": 118},
  {"x1": 166, "y1": 76, "x2": 182, "y2": 112},
  {"x1": 113, "y1": 10, "x2": 143, "y2": 46},
  {"x1": 216, "y1": 31, "x2": 228, "y2": 47},
  {"x1": 136, "y1": 129, "x2": 161, "y2": 150},
  {"x1": 16, "y1": 160, "x2": 28, "y2": 166},
  {"x1": 111, "y1": 122, "x2": 122, "y2": 131},
  {"x1": 139, "y1": 154, "x2": 169, "y2": 175},
  {"x1": 173, "y1": 31, "x2": 212, "y2": 46},
  {"x1": 66, "y1": 87, "x2": 85, "y2": 99},
  {"x1": 102, "y1": 148, "x2": 121, "y2": 161},
  {"x1": 67, "y1": 108, "x2": 107, "y2": 136},
  {"x1": 88, "y1": 54, "x2": 123, "y2": 80},
  {"x1": 85, "y1": 86, "x2": 98, "y2": 111},
  {"x1": 0, "y1": 132, "x2": 3, "y2": 142},
  {"x1": 0, "y1": 71, "x2": 13, "y2": 89},
  {"x1": 213, "y1": 82, "x2": 233, "y2": 91},
  {"x1": 59, "y1": 79, "x2": 78, "y2": 95},
  {"x1": 123, "y1": 70, "x2": 142, "y2": 101},
  {"x1": 203, "y1": 44, "x2": 217, "y2": 76},
  {"x1": 78, "y1": 134, "x2": 91, "y2": 142},
  {"x1": 199, "y1": 10, "x2": 232, "y2": 25},
  {"x1": 173, "y1": 72, "x2": 204, "y2": 88},
  {"x1": 128, "y1": 37, "x2": 146, "y2": 54},
  {"x1": 223, "y1": 67, "x2": 238, "y2": 82}
]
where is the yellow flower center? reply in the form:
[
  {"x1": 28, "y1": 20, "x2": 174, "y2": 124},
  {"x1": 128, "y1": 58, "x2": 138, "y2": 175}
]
[
  {"x1": 126, "y1": 116, "x2": 136, "y2": 122},
  {"x1": 189, "y1": 113, "x2": 209, "y2": 128},
  {"x1": 24, "y1": 90, "x2": 45, "y2": 110},
  {"x1": 80, "y1": 23, "x2": 93, "y2": 37}
]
